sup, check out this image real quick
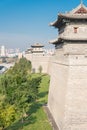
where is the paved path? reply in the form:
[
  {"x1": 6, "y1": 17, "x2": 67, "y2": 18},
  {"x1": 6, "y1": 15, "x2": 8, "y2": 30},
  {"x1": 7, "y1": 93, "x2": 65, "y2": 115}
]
[{"x1": 43, "y1": 105, "x2": 59, "y2": 130}]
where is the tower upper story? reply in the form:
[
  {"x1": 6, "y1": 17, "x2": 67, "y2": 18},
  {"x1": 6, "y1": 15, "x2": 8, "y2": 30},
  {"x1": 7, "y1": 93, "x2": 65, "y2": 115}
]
[
  {"x1": 50, "y1": 3, "x2": 87, "y2": 46},
  {"x1": 31, "y1": 43, "x2": 44, "y2": 54}
]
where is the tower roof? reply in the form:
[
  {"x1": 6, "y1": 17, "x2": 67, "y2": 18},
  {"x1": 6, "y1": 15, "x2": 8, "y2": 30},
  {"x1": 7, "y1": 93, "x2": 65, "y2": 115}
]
[
  {"x1": 50, "y1": 3, "x2": 87, "y2": 27},
  {"x1": 69, "y1": 3, "x2": 87, "y2": 14},
  {"x1": 49, "y1": 37, "x2": 87, "y2": 45},
  {"x1": 31, "y1": 43, "x2": 44, "y2": 48}
]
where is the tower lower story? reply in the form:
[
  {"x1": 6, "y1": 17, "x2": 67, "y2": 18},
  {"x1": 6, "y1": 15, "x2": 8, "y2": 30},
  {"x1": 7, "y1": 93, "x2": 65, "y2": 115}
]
[{"x1": 48, "y1": 42, "x2": 87, "y2": 130}]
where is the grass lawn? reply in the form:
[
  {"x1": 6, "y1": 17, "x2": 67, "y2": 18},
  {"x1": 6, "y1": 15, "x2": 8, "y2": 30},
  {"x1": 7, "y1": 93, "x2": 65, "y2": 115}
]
[{"x1": 6, "y1": 74, "x2": 52, "y2": 130}]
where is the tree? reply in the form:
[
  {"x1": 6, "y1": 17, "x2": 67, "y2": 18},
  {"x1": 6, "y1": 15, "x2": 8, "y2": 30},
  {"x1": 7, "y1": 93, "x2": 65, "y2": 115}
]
[
  {"x1": 7, "y1": 57, "x2": 32, "y2": 75},
  {"x1": 38, "y1": 65, "x2": 43, "y2": 73},
  {"x1": 0, "y1": 103, "x2": 16, "y2": 129},
  {"x1": 0, "y1": 57, "x2": 42, "y2": 128}
]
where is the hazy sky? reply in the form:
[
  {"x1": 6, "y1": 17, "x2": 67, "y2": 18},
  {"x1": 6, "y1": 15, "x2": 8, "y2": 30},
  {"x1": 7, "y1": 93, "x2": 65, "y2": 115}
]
[{"x1": 0, "y1": 0, "x2": 86, "y2": 51}]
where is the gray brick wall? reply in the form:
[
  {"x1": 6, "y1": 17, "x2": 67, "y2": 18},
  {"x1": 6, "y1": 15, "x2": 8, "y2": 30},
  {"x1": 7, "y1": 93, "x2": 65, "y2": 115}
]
[{"x1": 48, "y1": 43, "x2": 87, "y2": 130}]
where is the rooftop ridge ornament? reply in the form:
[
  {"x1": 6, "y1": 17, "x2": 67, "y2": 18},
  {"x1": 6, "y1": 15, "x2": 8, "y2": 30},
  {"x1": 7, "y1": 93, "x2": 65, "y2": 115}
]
[{"x1": 81, "y1": 0, "x2": 83, "y2": 4}]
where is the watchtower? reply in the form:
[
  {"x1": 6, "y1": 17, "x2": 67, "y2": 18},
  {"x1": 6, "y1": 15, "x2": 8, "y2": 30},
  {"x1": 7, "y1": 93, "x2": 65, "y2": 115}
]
[{"x1": 48, "y1": 3, "x2": 87, "y2": 130}]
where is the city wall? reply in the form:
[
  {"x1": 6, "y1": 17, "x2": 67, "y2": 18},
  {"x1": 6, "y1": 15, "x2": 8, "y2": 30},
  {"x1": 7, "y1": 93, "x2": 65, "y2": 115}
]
[
  {"x1": 48, "y1": 43, "x2": 87, "y2": 130},
  {"x1": 25, "y1": 54, "x2": 51, "y2": 73},
  {"x1": 24, "y1": 43, "x2": 87, "y2": 129}
]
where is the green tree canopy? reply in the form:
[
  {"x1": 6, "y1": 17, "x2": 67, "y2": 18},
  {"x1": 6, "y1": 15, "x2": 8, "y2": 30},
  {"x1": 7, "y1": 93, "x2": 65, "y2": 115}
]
[
  {"x1": 0, "y1": 58, "x2": 42, "y2": 129},
  {"x1": 8, "y1": 57, "x2": 32, "y2": 75}
]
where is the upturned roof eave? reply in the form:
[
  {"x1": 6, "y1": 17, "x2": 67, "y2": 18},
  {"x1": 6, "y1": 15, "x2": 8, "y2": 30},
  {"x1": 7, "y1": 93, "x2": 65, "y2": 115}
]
[
  {"x1": 50, "y1": 13, "x2": 87, "y2": 27},
  {"x1": 49, "y1": 17, "x2": 62, "y2": 28},
  {"x1": 31, "y1": 43, "x2": 44, "y2": 47},
  {"x1": 58, "y1": 13, "x2": 87, "y2": 19},
  {"x1": 49, "y1": 37, "x2": 87, "y2": 44},
  {"x1": 49, "y1": 20, "x2": 58, "y2": 27},
  {"x1": 49, "y1": 38, "x2": 62, "y2": 44}
]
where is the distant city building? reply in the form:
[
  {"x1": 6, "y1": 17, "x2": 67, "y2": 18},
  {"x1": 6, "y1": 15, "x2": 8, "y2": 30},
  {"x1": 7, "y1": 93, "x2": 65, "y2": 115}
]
[
  {"x1": 0, "y1": 46, "x2": 6, "y2": 57},
  {"x1": 25, "y1": 48, "x2": 33, "y2": 54},
  {"x1": 7, "y1": 48, "x2": 20, "y2": 57},
  {"x1": 0, "y1": 45, "x2": 20, "y2": 58}
]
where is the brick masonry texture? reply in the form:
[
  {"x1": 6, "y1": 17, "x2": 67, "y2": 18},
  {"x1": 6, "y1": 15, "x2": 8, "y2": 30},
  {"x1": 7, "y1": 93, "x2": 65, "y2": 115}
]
[{"x1": 48, "y1": 43, "x2": 87, "y2": 130}]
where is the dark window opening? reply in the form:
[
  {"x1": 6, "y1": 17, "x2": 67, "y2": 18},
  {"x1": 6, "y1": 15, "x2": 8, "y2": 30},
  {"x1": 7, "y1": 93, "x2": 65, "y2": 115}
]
[{"x1": 74, "y1": 27, "x2": 78, "y2": 33}]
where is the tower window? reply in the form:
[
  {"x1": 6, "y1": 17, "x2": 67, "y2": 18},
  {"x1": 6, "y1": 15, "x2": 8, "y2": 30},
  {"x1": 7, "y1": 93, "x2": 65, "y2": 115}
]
[{"x1": 74, "y1": 27, "x2": 78, "y2": 33}]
